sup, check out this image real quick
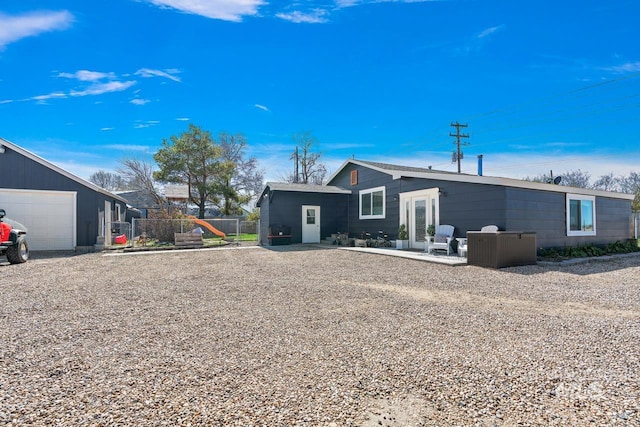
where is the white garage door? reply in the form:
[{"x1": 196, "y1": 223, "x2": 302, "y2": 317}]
[{"x1": 0, "y1": 189, "x2": 76, "y2": 250}]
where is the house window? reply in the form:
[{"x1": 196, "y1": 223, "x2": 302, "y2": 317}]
[
  {"x1": 306, "y1": 208, "x2": 316, "y2": 225},
  {"x1": 359, "y1": 186, "x2": 385, "y2": 219},
  {"x1": 350, "y1": 170, "x2": 358, "y2": 186},
  {"x1": 566, "y1": 194, "x2": 596, "y2": 236}
]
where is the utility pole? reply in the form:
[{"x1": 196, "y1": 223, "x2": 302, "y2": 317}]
[
  {"x1": 291, "y1": 146, "x2": 299, "y2": 183},
  {"x1": 450, "y1": 122, "x2": 469, "y2": 173}
]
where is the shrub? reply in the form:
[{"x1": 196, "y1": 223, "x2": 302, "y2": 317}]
[
  {"x1": 144, "y1": 210, "x2": 193, "y2": 243},
  {"x1": 398, "y1": 224, "x2": 408, "y2": 240},
  {"x1": 538, "y1": 240, "x2": 640, "y2": 261}
]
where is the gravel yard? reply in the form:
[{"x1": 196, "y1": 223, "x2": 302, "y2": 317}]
[{"x1": 1, "y1": 245, "x2": 639, "y2": 426}]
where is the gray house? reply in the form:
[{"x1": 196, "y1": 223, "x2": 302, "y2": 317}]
[
  {"x1": 257, "y1": 159, "x2": 634, "y2": 250},
  {"x1": 0, "y1": 137, "x2": 128, "y2": 251}
]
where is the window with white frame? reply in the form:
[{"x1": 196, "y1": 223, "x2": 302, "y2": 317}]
[
  {"x1": 566, "y1": 194, "x2": 596, "y2": 236},
  {"x1": 359, "y1": 186, "x2": 385, "y2": 219}
]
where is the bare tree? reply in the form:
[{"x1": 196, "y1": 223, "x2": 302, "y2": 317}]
[
  {"x1": 593, "y1": 173, "x2": 620, "y2": 192},
  {"x1": 117, "y1": 159, "x2": 164, "y2": 206},
  {"x1": 524, "y1": 169, "x2": 591, "y2": 188},
  {"x1": 289, "y1": 131, "x2": 327, "y2": 185},
  {"x1": 218, "y1": 132, "x2": 264, "y2": 215},
  {"x1": 524, "y1": 169, "x2": 640, "y2": 210},
  {"x1": 89, "y1": 170, "x2": 127, "y2": 191},
  {"x1": 560, "y1": 169, "x2": 592, "y2": 189}
]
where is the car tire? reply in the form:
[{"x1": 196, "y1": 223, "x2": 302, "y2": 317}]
[{"x1": 6, "y1": 236, "x2": 29, "y2": 264}]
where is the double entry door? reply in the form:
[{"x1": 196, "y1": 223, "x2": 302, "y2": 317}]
[{"x1": 399, "y1": 189, "x2": 439, "y2": 250}]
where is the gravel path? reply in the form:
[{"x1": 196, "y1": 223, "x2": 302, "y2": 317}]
[{"x1": 1, "y1": 245, "x2": 639, "y2": 426}]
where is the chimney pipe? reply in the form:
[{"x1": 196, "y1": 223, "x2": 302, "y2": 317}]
[{"x1": 477, "y1": 154, "x2": 483, "y2": 176}]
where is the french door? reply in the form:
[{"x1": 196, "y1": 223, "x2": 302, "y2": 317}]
[{"x1": 399, "y1": 189, "x2": 439, "y2": 249}]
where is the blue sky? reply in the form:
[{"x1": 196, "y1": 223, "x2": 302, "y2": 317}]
[{"x1": 1, "y1": 0, "x2": 639, "y2": 184}]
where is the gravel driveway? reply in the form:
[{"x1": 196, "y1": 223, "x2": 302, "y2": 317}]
[{"x1": 1, "y1": 245, "x2": 639, "y2": 426}]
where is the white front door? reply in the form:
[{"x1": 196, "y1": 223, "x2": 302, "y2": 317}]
[{"x1": 302, "y1": 205, "x2": 321, "y2": 243}]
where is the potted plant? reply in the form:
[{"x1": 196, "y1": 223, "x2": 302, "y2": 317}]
[
  {"x1": 426, "y1": 224, "x2": 436, "y2": 238},
  {"x1": 396, "y1": 224, "x2": 409, "y2": 249}
]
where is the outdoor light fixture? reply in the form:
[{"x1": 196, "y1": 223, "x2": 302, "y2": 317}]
[{"x1": 0, "y1": 145, "x2": 5, "y2": 154}]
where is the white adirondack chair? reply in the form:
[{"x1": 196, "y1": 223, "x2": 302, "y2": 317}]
[
  {"x1": 457, "y1": 225, "x2": 499, "y2": 257},
  {"x1": 426, "y1": 224, "x2": 455, "y2": 255}
]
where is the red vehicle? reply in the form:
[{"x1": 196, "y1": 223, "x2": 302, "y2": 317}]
[{"x1": 0, "y1": 209, "x2": 29, "y2": 264}]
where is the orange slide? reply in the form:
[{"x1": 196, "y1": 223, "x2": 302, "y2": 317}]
[{"x1": 188, "y1": 216, "x2": 226, "y2": 239}]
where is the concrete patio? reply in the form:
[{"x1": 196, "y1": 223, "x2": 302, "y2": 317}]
[{"x1": 337, "y1": 245, "x2": 468, "y2": 266}]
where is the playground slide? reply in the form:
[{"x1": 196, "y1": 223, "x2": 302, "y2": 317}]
[{"x1": 188, "y1": 216, "x2": 226, "y2": 239}]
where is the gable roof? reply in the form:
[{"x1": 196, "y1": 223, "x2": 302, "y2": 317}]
[
  {"x1": 256, "y1": 181, "x2": 351, "y2": 207},
  {"x1": 116, "y1": 190, "x2": 164, "y2": 209},
  {"x1": 327, "y1": 159, "x2": 635, "y2": 200},
  {"x1": 0, "y1": 137, "x2": 127, "y2": 203}
]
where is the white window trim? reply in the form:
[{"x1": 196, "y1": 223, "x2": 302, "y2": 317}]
[
  {"x1": 566, "y1": 193, "x2": 596, "y2": 236},
  {"x1": 359, "y1": 186, "x2": 386, "y2": 219}
]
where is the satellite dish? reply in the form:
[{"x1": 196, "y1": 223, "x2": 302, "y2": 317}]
[{"x1": 553, "y1": 176, "x2": 562, "y2": 185}]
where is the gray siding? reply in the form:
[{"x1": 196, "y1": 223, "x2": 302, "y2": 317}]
[
  {"x1": 595, "y1": 197, "x2": 633, "y2": 244},
  {"x1": 0, "y1": 146, "x2": 126, "y2": 247},
  {"x1": 330, "y1": 165, "x2": 401, "y2": 239},
  {"x1": 330, "y1": 165, "x2": 509, "y2": 240},
  {"x1": 504, "y1": 188, "x2": 632, "y2": 248},
  {"x1": 505, "y1": 188, "x2": 565, "y2": 247},
  {"x1": 328, "y1": 162, "x2": 633, "y2": 248},
  {"x1": 400, "y1": 178, "x2": 507, "y2": 238},
  {"x1": 259, "y1": 190, "x2": 348, "y2": 245}
]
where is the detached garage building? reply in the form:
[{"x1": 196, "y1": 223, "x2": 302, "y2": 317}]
[{"x1": 0, "y1": 137, "x2": 128, "y2": 251}]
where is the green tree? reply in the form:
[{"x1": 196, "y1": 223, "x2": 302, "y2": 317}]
[
  {"x1": 619, "y1": 172, "x2": 640, "y2": 211},
  {"x1": 153, "y1": 124, "x2": 222, "y2": 219},
  {"x1": 246, "y1": 208, "x2": 260, "y2": 222}
]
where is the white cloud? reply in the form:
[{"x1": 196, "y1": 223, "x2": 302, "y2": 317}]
[
  {"x1": 336, "y1": 0, "x2": 440, "y2": 8},
  {"x1": 29, "y1": 91, "x2": 68, "y2": 102},
  {"x1": 176, "y1": 117, "x2": 190, "y2": 121},
  {"x1": 254, "y1": 103, "x2": 270, "y2": 112},
  {"x1": 0, "y1": 99, "x2": 13, "y2": 104},
  {"x1": 455, "y1": 24, "x2": 505, "y2": 56},
  {"x1": 52, "y1": 160, "x2": 109, "y2": 181},
  {"x1": 135, "y1": 68, "x2": 182, "y2": 83},
  {"x1": 26, "y1": 69, "x2": 136, "y2": 102},
  {"x1": 69, "y1": 80, "x2": 137, "y2": 97},
  {"x1": 477, "y1": 25, "x2": 505, "y2": 39},
  {"x1": 104, "y1": 144, "x2": 150, "y2": 152},
  {"x1": 604, "y1": 61, "x2": 640, "y2": 74},
  {"x1": 478, "y1": 152, "x2": 640, "y2": 183},
  {"x1": 276, "y1": 9, "x2": 329, "y2": 23},
  {"x1": 0, "y1": 10, "x2": 73, "y2": 49},
  {"x1": 147, "y1": 0, "x2": 264, "y2": 22},
  {"x1": 134, "y1": 120, "x2": 160, "y2": 129},
  {"x1": 373, "y1": 151, "x2": 640, "y2": 184},
  {"x1": 101, "y1": 127, "x2": 115, "y2": 131},
  {"x1": 130, "y1": 98, "x2": 151, "y2": 105},
  {"x1": 335, "y1": 0, "x2": 360, "y2": 7},
  {"x1": 57, "y1": 70, "x2": 116, "y2": 81}
]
